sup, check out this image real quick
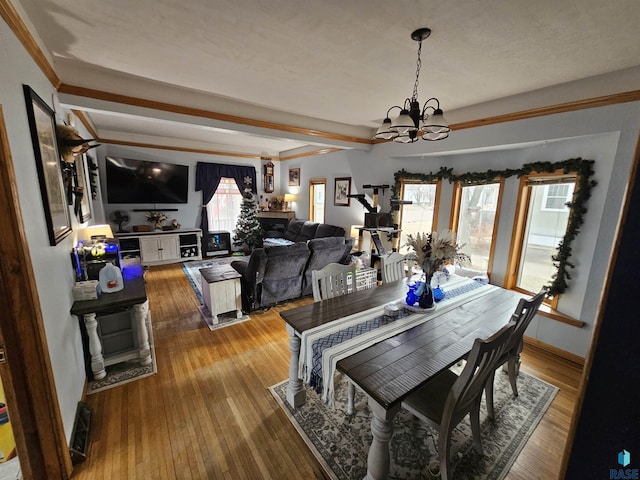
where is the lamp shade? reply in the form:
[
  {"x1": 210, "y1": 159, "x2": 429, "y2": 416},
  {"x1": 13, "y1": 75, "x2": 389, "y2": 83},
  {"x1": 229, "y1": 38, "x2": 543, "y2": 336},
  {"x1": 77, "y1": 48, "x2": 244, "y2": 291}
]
[
  {"x1": 85, "y1": 224, "x2": 114, "y2": 240},
  {"x1": 390, "y1": 110, "x2": 417, "y2": 134},
  {"x1": 350, "y1": 225, "x2": 363, "y2": 250},
  {"x1": 284, "y1": 193, "x2": 296, "y2": 202},
  {"x1": 374, "y1": 118, "x2": 398, "y2": 140},
  {"x1": 422, "y1": 109, "x2": 450, "y2": 134}
]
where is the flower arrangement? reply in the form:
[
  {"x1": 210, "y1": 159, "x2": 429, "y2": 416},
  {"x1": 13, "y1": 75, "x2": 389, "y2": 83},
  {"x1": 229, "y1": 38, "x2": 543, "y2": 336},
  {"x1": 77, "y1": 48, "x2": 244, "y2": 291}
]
[
  {"x1": 146, "y1": 211, "x2": 167, "y2": 230},
  {"x1": 404, "y1": 229, "x2": 470, "y2": 279},
  {"x1": 270, "y1": 195, "x2": 285, "y2": 211}
]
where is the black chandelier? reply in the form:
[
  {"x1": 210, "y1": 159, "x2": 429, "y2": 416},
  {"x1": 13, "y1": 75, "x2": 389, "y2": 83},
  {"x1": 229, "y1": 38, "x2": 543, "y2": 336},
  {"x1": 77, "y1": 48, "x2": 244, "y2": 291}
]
[{"x1": 374, "y1": 27, "x2": 450, "y2": 143}]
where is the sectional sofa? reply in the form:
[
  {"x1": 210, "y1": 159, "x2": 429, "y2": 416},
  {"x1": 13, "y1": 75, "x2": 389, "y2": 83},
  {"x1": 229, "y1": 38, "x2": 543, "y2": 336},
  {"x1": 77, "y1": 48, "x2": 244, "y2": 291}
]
[{"x1": 231, "y1": 221, "x2": 353, "y2": 311}]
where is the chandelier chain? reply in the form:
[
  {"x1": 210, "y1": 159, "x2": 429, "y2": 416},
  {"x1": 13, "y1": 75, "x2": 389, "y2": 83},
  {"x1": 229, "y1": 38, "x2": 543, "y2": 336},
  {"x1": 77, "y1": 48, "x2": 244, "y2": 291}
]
[{"x1": 412, "y1": 40, "x2": 422, "y2": 102}]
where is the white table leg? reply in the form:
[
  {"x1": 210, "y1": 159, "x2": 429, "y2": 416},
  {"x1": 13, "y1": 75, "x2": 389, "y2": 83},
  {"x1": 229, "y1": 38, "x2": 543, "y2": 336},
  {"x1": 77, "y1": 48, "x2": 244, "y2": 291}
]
[
  {"x1": 84, "y1": 312, "x2": 107, "y2": 380},
  {"x1": 285, "y1": 324, "x2": 306, "y2": 408},
  {"x1": 133, "y1": 301, "x2": 152, "y2": 366},
  {"x1": 364, "y1": 399, "x2": 401, "y2": 480}
]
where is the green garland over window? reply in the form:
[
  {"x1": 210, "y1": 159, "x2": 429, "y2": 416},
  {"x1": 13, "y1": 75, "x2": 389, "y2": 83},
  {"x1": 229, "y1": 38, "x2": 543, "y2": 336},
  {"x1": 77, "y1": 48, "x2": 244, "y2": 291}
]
[{"x1": 391, "y1": 158, "x2": 596, "y2": 297}]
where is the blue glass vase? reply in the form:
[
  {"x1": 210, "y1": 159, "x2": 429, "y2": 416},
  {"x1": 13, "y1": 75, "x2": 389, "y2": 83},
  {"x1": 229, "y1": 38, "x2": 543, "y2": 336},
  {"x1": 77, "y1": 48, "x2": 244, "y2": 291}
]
[{"x1": 418, "y1": 280, "x2": 435, "y2": 309}]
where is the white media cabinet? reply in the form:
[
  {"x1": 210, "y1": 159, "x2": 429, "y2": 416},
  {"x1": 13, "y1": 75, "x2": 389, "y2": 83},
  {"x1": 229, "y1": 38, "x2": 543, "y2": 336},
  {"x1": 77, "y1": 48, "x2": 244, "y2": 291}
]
[{"x1": 116, "y1": 228, "x2": 202, "y2": 266}]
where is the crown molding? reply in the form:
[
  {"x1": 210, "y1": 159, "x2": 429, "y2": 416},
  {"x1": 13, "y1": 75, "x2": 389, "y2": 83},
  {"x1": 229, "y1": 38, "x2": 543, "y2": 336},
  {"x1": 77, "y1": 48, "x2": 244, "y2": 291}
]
[{"x1": 58, "y1": 84, "x2": 372, "y2": 146}]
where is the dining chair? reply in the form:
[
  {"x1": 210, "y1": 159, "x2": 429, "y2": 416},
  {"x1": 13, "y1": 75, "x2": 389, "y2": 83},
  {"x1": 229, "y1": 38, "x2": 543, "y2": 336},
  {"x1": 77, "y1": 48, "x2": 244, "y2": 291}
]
[
  {"x1": 485, "y1": 288, "x2": 547, "y2": 420},
  {"x1": 311, "y1": 262, "x2": 362, "y2": 414},
  {"x1": 311, "y1": 262, "x2": 356, "y2": 302},
  {"x1": 401, "y1": 322, "x2": 515, "y2": 480},
  {"x1": 380, "y1": 252, "x2": 406, "y2": 284}
]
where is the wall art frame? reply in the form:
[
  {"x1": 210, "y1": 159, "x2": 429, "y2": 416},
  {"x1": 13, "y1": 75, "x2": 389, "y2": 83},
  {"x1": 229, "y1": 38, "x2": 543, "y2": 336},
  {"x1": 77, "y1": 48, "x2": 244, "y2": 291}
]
[
  {"x1": 23, "y1": 85, "x2": 72, "y2": 245},
  {"x1": 288, "y1": 167, "x2": 300, "y2": 186},
  {"x1": 334, "y1": 177, "x2": 351, "y2": 206},
  {"x1": 73, "y1": 153, "x2": 92, "y2": 223}
]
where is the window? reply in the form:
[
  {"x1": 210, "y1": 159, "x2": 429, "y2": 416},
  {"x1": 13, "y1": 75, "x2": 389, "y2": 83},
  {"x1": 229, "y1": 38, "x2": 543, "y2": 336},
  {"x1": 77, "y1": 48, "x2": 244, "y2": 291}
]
[
  {"x1": 451, "y1": 181, "x2": 503, "y2": 273},
  {"x1": 309, "y1": 178, "x2": 326, "y2": 223},
  {"x1": 541, "y1": 184, "x2": 574, "y2": 211},
  {"x1": 507, "y1": 174, "x2": 576, "y2": 304},
  {"x1": 398, "y1": 180, "x2": 440, "y2": 254},
  {"x1": 206, "y1": 177, "x2": 243, "y2": 232}
]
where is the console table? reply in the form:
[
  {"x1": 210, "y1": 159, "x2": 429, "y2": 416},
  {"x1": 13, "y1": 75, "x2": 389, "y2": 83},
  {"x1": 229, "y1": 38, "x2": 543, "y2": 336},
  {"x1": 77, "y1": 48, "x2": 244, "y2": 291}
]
[
  {"x1": 70, "y1": 264, "x2": 152, "y2": 380},
  {"x1": 116, "y1": 228, "x2": 202, "y2": 266}
]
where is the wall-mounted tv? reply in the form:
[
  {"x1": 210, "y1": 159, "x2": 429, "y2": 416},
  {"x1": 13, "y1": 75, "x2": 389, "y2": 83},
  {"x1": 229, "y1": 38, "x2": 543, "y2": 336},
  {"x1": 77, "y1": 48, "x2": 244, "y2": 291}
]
[{"x1": 106, "y1": 156, "x2": 189, "y2": 204}]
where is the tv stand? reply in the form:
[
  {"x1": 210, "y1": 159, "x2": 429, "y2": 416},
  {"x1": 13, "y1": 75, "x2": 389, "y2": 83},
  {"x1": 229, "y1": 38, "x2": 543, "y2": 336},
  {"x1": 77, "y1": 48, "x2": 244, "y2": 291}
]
[{"x1": 115, "y1": 229, "x2": 202, "y2": 266}]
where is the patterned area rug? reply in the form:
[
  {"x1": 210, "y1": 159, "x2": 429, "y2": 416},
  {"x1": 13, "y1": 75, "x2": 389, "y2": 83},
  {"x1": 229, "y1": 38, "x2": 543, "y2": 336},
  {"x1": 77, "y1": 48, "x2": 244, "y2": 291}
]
[
  {"x1": 182, "y1": 257, "x2": 250, "y2": 331},
  {"x1": 270, "y1": 369, "x2": 558, "y2": 480}
]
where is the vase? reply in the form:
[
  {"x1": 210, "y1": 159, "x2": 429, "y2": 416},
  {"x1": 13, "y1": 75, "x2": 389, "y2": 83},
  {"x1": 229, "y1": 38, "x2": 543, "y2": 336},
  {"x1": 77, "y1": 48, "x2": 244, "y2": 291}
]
[{"x1": 418, "y1": 279, "x2": 435, "y2": 309}]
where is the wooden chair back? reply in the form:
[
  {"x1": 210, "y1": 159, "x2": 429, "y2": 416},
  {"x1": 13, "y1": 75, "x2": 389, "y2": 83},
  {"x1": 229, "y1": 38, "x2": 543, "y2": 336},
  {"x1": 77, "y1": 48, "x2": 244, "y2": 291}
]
[
  {"x1": 484, "y1": 288, "x2": 547, "y2": 420},
  {"x1": 402, "y1": 322, "x2": 515, "y2": 480},
  {"x1": 311, "y1": 263, "x2": 356, "y2": 302},
  {"x1": 380, "y1": 252, "x2": 406, "y2": 284},
  {"x1": 506, "y1": 288, "x2": 547, "y2": 354},
  {"x1": 450, "y1": 322, "x2": 515, "y2": 418}
]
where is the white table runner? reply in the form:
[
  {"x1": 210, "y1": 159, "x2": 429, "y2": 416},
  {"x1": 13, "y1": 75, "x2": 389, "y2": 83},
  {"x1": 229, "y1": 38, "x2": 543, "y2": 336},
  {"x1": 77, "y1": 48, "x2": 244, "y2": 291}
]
[{"x1": 298, "y1": 275, "x2": 498, "y2": 406}]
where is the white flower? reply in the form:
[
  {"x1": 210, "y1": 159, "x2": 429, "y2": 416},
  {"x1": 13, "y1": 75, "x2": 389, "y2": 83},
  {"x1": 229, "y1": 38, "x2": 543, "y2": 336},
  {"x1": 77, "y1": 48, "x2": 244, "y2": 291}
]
[{"x1": 404, "y1": 229, "x2": 469, "y2": 278}]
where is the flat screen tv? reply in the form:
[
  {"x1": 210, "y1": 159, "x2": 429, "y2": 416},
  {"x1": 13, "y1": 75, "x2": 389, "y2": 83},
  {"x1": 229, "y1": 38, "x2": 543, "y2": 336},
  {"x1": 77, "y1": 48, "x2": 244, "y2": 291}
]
[{"x1": 106, "y1": 156, "x2": 189, "y2": 204}]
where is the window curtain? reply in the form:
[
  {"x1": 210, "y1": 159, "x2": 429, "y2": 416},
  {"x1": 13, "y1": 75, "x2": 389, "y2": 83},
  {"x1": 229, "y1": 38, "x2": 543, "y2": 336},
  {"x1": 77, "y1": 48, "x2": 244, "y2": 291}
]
[{"x1": 195, "y1": 162, "x2": 257, "y2": 233}]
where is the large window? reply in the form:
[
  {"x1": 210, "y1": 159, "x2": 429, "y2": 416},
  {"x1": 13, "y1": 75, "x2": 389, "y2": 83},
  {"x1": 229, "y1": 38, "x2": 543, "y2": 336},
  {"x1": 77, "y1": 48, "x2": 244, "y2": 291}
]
[
  {"x1": 508, "y1": 174, "x2": 576, "y2": 303},
  {"x1": 309, "y1": 178, "x2": 326, "y2": 223},
  {"x1": 398, "y1": 180, "x2": 440, "y2": 253},
  {"x1": 451, "y1": 181, "x2": 503, "y2": 273},
  {"x1": 205, "y1": 177, "x2": 243, "y2": 232}
]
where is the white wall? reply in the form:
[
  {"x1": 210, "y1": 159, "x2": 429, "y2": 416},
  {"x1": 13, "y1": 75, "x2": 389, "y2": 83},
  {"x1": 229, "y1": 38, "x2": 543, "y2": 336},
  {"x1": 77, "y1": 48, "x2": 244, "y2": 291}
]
[{"x1": 0, "y1": 18, "x2": 87, "y2": 441}]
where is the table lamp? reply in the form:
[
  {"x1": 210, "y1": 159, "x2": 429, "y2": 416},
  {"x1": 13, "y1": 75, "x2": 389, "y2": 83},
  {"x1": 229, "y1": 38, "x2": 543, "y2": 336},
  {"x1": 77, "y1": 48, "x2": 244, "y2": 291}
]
[
  {"x1": 84, "y1": 224, "x2": 114, "y2": 241},
  {"x1": 350, "y1": 225, "x2": 363, "y2": 251},
  {"x1": 284, "y1": 193, "x2": 296, "y2": 211}
]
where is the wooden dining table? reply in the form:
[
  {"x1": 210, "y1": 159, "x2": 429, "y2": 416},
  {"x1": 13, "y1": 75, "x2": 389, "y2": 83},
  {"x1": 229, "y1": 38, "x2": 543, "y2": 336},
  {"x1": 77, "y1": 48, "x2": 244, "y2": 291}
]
[{"x1": 280, "y1": 278, "x2": 525, "y2": 480}]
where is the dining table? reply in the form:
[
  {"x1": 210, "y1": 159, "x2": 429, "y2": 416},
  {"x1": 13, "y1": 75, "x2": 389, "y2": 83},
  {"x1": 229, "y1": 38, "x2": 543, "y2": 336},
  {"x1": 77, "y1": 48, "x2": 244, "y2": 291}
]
[{"x1": 280, "y1": 275, "x2": 526, "y2": 480}]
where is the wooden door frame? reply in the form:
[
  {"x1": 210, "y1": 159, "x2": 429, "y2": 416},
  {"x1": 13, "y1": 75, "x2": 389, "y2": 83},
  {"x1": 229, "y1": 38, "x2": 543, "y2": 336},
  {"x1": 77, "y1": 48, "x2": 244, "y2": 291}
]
[
  {"x1": 308, "y1": 178, "x2": 326, "y2": 223},
  {"x1": 0, "y1": 105, "x2": 72, "y2": 478}
]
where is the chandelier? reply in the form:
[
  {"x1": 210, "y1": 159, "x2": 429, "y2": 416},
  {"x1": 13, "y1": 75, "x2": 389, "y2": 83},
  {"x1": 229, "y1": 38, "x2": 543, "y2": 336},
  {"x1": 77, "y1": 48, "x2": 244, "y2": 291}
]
[{"x1": 374, "y1": 27, "x2": 450, "y2": 143}]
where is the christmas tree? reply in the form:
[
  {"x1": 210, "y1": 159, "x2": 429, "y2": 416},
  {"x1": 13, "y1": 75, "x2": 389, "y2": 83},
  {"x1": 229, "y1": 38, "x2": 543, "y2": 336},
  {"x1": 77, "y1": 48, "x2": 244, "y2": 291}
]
[{"x1": 233, "y1": 176, "x2": 263, "y2": 249}]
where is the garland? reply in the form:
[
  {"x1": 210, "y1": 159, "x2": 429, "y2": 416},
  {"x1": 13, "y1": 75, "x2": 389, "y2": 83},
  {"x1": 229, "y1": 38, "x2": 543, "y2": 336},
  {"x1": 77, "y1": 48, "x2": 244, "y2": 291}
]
[{"x1": 391, "y1": 158, "x2": 596, "y2": 297}]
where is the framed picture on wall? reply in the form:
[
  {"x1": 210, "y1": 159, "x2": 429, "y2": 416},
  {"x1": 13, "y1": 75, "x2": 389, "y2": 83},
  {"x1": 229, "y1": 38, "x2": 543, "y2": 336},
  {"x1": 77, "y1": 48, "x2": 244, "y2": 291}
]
[
  {"x1": 73, "y1": 153, "x2": 92, "y2": 223},
  {"x1": 23, "y1": 85, "x2": 72, "y2": 245},
  {"x1": 334, "y1": 177, "x2": 351, "y2": 206},
  {"x1": 288, "y1": 167, "x2": 300, "y2": 186}
]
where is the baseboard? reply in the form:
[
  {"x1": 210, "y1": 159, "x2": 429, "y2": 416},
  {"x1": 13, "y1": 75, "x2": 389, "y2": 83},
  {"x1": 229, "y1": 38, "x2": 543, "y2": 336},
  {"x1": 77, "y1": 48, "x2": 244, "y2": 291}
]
[{"x1": 524, "y1": 336, "x2": 585, "y2": 366}]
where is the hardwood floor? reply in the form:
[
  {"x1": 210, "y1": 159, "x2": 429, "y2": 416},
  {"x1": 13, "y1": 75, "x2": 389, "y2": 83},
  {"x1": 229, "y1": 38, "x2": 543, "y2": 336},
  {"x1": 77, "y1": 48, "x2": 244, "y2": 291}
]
[{"x1": 70, "y1": 263, "x2": 582, "y2": 480}]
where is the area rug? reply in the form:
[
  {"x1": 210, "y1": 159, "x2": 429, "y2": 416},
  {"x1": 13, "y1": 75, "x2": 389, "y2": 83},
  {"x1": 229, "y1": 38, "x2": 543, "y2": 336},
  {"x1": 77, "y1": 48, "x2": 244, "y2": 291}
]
[
  {"x1": 88, "y1": 314, "x2": 157, "y2": 394},
  {"x1": 182, "y1": 257, "x2": 251, "y2": 331},
  {"x1": 269, "y1": 369, "x2": 558, "y2": 480}
]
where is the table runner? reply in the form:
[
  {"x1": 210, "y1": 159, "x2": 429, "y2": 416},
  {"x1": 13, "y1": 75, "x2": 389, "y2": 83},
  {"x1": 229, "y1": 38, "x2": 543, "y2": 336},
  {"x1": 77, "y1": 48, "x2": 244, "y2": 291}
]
[{"x1": 298, "y1": 276, "x2": 497, "y2": 406}]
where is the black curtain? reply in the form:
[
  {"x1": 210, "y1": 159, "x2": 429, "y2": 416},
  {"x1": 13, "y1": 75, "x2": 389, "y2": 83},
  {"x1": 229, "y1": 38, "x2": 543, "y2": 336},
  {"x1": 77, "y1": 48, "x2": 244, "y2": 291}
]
[{"x1": 195, "y1": 162, "x2": 257, "y2": 233}]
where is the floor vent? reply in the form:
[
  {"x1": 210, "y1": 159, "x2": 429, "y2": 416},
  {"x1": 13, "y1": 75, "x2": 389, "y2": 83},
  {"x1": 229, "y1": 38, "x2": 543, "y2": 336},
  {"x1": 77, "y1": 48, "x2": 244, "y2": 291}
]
[{"x1": 69, "y1": 401, "x2": 92, "y2": 465}]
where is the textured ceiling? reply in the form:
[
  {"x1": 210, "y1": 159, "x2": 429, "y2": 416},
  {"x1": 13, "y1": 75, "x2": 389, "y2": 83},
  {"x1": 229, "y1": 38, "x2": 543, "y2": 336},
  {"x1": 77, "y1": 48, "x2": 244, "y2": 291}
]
[{"x1": 14, "y1": 0, "x2": 640, "y2": 157}]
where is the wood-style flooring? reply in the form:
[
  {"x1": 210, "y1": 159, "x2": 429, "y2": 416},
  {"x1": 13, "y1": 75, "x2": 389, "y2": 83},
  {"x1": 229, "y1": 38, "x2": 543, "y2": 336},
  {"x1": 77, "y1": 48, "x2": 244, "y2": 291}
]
[{"x1": 70, "y1": 263, "x2": 583, "y2": 479}]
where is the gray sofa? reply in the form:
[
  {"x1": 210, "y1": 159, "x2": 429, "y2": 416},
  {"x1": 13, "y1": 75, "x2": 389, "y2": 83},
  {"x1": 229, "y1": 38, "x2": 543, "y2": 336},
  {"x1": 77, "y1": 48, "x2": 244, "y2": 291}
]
[
  {"x1": 231, "y1": 236, "x2": 354, "y2": 311},
  {"x1": 266, "y1": 219, "x2": 346, "y2": 242}
]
